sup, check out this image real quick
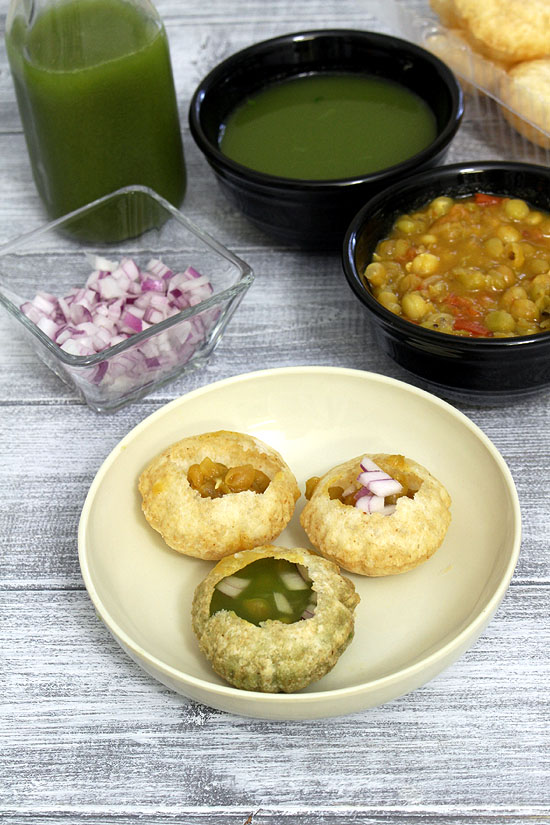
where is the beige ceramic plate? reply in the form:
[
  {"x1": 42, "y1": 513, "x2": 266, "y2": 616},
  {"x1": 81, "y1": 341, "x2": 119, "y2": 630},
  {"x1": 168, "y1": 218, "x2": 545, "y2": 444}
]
[{"x1": 78, "y1": 367, "x2": 521, "y2": 720}]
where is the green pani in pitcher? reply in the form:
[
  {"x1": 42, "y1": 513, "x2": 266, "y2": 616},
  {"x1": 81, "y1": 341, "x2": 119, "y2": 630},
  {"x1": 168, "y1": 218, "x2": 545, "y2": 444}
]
[{"x1": 5, "y1": 0, "x2": 186, "y2": 240}]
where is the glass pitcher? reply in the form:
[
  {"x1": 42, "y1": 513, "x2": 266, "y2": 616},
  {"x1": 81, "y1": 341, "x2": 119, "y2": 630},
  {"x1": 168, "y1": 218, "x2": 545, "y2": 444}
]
[{"x1": 5, "y1": 0, "x2": 186, "y2": 239}]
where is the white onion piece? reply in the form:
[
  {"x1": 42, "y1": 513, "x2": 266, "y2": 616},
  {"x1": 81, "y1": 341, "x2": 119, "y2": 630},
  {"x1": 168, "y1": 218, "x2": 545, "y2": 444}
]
[
  {"x1": 21, "y1": 254, "x2": 220, "y2": 394},
  {"x1": 273, "y1": 592, "x2": 292, "y2": 614},
  {"x1": 300, "y1": 603, "x2": 316, "y2": 620},
  {"x1": 215, "y1": 576, "x2": 250, "y2": 597},
  {"x1": 279, "y1": 570, "x2": 309, "y2": 591}
]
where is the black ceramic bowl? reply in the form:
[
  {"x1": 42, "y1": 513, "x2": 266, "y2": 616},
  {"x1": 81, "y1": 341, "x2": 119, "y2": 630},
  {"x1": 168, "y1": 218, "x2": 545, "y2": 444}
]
[
  {"x1": 343, "y1": 161, "x2": 550, "y2": 402},
  {"x1": 188, "y1": 29, "x2": 463, "y2": 250}
]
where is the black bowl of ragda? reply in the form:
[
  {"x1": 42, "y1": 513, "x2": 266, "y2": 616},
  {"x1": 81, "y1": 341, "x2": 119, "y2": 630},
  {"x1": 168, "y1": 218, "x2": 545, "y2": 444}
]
[{"x1": 343, "y1": 161, "x2": 550, "y2": 401}]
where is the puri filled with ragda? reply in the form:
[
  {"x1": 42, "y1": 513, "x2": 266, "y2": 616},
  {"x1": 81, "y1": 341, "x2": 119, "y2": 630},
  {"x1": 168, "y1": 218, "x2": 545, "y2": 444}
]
[
  {"x1": 364, "y1": 192, "x2": 550, "y2": 338},
  {"x1": 301, "y1": 453, "x2": 451, "y2": 577},
  {"x1": 138, "y1": 430, "x2": 300, "y2": 560}
]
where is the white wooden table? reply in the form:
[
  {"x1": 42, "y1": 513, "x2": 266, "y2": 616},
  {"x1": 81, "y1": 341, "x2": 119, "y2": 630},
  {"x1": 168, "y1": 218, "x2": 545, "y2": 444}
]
[{"x1": 1, "y1": 2, "x2": 549, "y2": 823}]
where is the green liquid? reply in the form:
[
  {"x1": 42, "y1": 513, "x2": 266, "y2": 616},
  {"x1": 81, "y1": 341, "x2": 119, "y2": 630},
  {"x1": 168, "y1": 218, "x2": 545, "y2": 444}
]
[
  {"x1": 209, "y1": 558, "x2": 317, "y2": 626},
  {"x1": 220, "y1": 73, "x2": 437, "y2": 180},
  {"x1": 6, "y1": 0, "x2": 186, "y2": 240}
]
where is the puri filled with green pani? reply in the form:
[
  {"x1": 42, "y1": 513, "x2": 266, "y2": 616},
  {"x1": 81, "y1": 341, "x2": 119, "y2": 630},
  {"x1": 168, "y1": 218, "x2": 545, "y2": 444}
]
[
  {"x1": 192, "y1": 546, "x2": 359, "y2": 693},
  {"x1": 208, "y1": 556, "x2": 317, "y2": 626},
  {"x1": 219, "y1": 72, "x2": 437, "y2": 180}
]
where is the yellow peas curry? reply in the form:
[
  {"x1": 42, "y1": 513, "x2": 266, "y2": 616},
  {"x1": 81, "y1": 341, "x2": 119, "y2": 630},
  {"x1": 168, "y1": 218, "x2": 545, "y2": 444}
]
[
  {"x1": 188, "y1": 456, "x2": 270, "y2": 498},
  {"x1": 364, "y1": 193, "x2": 550, "y2": 338}
]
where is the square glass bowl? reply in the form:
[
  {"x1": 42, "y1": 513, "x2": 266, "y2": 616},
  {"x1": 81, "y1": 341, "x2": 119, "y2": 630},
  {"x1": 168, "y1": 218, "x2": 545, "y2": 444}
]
[{"x1": 0, "y1": 186, "x2": 253, "y2": 412}]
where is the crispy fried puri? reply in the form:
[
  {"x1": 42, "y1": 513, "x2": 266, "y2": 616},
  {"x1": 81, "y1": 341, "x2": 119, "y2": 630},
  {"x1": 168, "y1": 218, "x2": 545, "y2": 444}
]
[
  {"x1": 500, "y1": 59, "x2": 550, "y2": 148},
  {"x1": 449, "y1": 0, "x2": 550, "y2": 64},
  {"x1": 138, "y1": 430, "x2": 300, "y2": 559},
  {"x1": 300, "y1": 454, "x2": 452, "y2": 577}
]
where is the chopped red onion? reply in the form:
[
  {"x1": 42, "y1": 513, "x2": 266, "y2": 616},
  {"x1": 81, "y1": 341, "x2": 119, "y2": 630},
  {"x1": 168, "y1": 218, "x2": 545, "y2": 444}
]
[
  {"x1": 33, "y1": 292, "x2": 58, "y2": 315},
  {"x1": 356, "y1": 492, "x2": 385, "y2": 514},
  {"x1": 359, "y1": 457, "x2": 376, "y2": 472},
  {"x1": 120, "y1": 257, "x2": 140, "y2": 281},
  {"x1": 364, "y1": 477, "x2": 403, "y2": 497},
  {"x1": 21, "y1": 254, "x2": 220, "y2": 394},
  {"x1": 121, "y1": 310, "x2": 144, "y2": 334},
  {"x1": 357, "y1": 458, "x2": 403, "y2": 498},
  {"x1": 146, "y1": 257, "x2": 173, "y2": 280},
  {"x1": 300, "y1": 603, "x2": 316, "y2": 620},
  {"x1": 141, "y1": 277, "x2": 166, "y2": 293},
  {"x1": 357, "y1": 470, "x2": 387, "y2": 484},
  {"x1": 36, "y1": 315, "x2": 59, "y2": 338},
  {"x1": 355, "y1": 457, "x2": 402, "y2": 516}
]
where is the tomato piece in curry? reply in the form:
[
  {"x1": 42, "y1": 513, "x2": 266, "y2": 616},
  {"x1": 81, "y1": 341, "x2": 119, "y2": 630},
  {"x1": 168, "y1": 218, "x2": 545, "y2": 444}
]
[{"x1": 364, "y1": 193, "x2": 550, "y2": 337}]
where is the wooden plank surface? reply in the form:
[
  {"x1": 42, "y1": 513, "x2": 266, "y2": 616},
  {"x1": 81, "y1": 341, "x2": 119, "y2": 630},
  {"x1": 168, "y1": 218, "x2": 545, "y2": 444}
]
[{"x1": 0, "y1": 1, "x2": 549, "y2": 823}]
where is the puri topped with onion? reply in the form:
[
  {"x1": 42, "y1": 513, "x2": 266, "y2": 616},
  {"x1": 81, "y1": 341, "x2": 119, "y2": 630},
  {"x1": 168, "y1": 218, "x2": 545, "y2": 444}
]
[
  {"x1": 364, "y1": 193, "x2": 550, "y2": 338},
  {"x1": 138, "y1": 430, "x2": 300, "y2": 560},
  {"x1": 301, "y1": 454, "x2": 451, "y2": 577},
  {"x1": 192, "y1": 545, "x2": 360, "y2": 693}
]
